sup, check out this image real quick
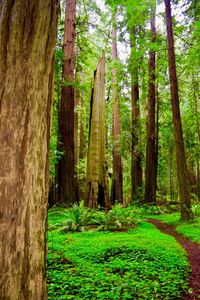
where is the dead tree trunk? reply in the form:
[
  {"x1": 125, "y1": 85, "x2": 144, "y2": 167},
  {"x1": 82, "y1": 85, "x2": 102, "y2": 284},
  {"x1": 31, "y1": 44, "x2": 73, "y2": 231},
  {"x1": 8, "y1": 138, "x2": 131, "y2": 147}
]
[
  {"x1": 57, "y1": 0, "x2": 79, "y2": 205},
  {"x1": 0, "y1": 1, "x2": 58, "y2": 299},
  {"x1": 144, "y1": 6, "x2": 157, "y2": 204},
  {"x1": 85, "y1": 53, "x2": 110, "y2": 209},
  {"x1": 164, "y1": 0, "x2": 192, "y2": 220},
  {"x1": 130, "y1": 27, "x2": 143, "y2": 201},
  {"x1": 111, "y1": 12, "x2": 123, "y2": 205}
]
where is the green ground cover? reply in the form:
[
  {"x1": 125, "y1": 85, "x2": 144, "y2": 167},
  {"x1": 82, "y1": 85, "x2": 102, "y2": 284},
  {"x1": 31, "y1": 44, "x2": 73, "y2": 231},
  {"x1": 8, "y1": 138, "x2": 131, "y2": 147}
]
[
  {"x1": 47, "y1": 207, "x2": 189, "y2": 300},
  {"x1": 152, "y1": 212, "x2": 200, "y2": 244}
]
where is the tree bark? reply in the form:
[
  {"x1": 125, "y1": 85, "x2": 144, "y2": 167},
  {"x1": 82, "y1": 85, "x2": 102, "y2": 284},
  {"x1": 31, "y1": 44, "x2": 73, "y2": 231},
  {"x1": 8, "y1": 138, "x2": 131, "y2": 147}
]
[
  {"x1": 111, "y1": 12, "x2": 123, "y2": 204},
  {"x1": 79, "y1": 90, "x2": 85, "y2": 159},
  {"x1": 155, "y1": 78, "x2": 159, "y2": 193},
  {"x1": 57, "y1": 0, "x2": 79, "y2": 205},
  {"x1": 85, "y1": 53, "x2": 110, "y2": 209},
  {"x1": 0, "y1": 1, "x2": 58, "y2": 299},
  {"x1": 164, "y1": 0, "x2": 192, "y2": 220},
  {"x1": 130, "y1": 27, "x2": 143, "y2": 201},
  {"x1": 144, "y1": 6, "x2": 157, "y2": 204}
]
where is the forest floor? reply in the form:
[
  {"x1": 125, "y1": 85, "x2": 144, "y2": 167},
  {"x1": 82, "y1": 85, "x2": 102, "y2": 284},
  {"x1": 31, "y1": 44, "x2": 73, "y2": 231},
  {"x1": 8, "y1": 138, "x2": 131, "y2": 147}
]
[
  {"x1": 148, "y1": 219, "x2": 200, "y2": 300},
  {"x1": 47, "y1": 205, "x2": 200, "y2": 299}
]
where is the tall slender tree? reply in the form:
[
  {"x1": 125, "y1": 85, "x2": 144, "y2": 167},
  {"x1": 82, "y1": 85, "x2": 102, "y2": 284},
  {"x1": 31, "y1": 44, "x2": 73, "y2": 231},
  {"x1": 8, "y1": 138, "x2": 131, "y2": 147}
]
[
  {"x1": 85, "y1": 53, "x2": 110, "y2": 209},
  {"x1": 130, "y1": 27, "x2": 143, "y2": 201},
  {"x1": 164, "y1": 0, "x2": 193, "y2": 220},
  {"x1": 0, "y1": 1, "x2": 58, "y2": 299},
  {"x1": 144, "y1": 4, "x2": 157, "y2": 204},
  {"x1": 111, "y1": 10, "x2": 123, "y2": 204},
  {"x1": 57, "y1": 0, "x2": 79, "y2": 205}
]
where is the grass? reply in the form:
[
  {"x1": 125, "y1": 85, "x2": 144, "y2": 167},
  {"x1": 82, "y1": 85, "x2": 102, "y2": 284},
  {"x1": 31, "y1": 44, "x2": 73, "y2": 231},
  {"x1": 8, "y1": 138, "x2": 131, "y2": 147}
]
[{"x1": 47, "y1": 207, "x2": 189, "y2": 300}]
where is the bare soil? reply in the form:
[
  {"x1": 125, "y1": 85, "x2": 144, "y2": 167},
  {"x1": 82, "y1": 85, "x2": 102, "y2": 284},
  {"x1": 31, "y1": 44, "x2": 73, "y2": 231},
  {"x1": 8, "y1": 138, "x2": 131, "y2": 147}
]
[{"x1": 148, "y1": 219, "x2": 200, "y2": 300}]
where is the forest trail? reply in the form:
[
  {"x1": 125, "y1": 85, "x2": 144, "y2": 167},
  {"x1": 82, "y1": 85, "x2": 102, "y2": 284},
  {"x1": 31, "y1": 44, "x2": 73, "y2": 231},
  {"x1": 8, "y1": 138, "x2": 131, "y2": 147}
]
[{"x1": 148, "y1": 219, "x2": 200, "y2": 300}]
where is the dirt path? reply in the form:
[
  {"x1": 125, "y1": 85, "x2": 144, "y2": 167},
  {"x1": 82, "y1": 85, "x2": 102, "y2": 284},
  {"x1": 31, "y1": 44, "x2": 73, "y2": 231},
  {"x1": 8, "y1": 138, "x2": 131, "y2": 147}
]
[{"x1": 148, "y1": 219, "x2": 200, "y2": 300}]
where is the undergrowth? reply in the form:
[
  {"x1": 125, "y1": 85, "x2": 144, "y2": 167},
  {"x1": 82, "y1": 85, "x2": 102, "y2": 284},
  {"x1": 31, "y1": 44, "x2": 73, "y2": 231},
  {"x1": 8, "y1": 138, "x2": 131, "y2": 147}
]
[{"x1": 47, "y1": 207, "x2": 189, "y2": 300}]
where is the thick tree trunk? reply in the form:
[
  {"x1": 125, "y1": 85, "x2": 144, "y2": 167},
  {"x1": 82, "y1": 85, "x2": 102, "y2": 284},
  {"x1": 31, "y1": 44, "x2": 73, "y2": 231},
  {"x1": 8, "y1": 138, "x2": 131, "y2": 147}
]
[
  {"x1": 57, "y1": 0, "x2": 79, "y2": 205},
  {"x1": 85, "y1": 53, "x2": 110, "y2": 209},
  {"x1": 111, "y1": 12, "x2": 123, "y2": 204},
  {"x1": 164, "y1": 0, "x2": 192, "y2": 220},
  {"x1": 0, "y1": 1, "x2": 58, "y2": 299},
  {"x1": 130, "y1": 28, "x2": 143, "y2": 201},
  {"x1": 144, "y1": 7, "x2": 157, "y2": 204}
]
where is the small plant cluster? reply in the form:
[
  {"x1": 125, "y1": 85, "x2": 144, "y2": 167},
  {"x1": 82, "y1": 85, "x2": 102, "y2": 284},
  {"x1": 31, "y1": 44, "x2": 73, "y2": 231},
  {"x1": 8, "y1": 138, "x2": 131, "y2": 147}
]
[
  {"x1": 48, "y1": 204, "x2": 139, "y2": 233},
  {"x1": 47, "y1": 219, "x2": 189, "y2": 300}
]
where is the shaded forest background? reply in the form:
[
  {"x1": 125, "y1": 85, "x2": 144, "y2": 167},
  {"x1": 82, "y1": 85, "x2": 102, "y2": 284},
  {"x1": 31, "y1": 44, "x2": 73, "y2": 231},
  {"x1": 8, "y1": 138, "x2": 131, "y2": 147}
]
[{"x1": 49, "y1": 0, "x2": 200, "y2": 217}]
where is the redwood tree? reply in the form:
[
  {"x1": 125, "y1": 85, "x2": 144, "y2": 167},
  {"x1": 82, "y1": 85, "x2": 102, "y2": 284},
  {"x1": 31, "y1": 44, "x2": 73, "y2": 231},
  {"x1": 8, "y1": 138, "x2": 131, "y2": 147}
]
[
  {"x1": 164, "y1": 0, "x2": 192, "y2": 220},
  {"x1": 130, "y1": 27, "x2": 143, "y2": 201},
  {"x1": 0, "y1": 1, "x2": 58, "y2": 299},
  {"x1": 57, "y1": 0, "x2": 79, "y2": 205},
  {"x1": 85, "y1": 53, "x2": 110, "y2": 209},
  {"x1": 144, "y1": 5, "x2": 157, "y2": 204},
  {"x1": 111, "y1": 11, "x2": 123, "y2": 204}
]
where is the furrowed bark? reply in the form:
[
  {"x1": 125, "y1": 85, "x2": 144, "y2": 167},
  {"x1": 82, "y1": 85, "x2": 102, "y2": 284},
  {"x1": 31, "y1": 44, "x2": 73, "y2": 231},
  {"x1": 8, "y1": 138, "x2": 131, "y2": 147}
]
[
  {"x1": 57, "y1": 0, "x2": 79, "y2": 205},
  {"x1": 0, "y1": 1, "x2": 58, "y2": 299},
  {"x1": 111, "y1": 12, "x2": 123, "y2": 205},
  {"x1": 164, "y1": 0, "x2": 192, "y2": 220},
  {"x1": 130, "y1": 27, "x2": 143, "y2": 201},
  {"x1": 85, "y1": 53, "x2": 110, "y2": 209},
  {"x1": 144, "y1": 6, "x2": 157, "y2": 204}
]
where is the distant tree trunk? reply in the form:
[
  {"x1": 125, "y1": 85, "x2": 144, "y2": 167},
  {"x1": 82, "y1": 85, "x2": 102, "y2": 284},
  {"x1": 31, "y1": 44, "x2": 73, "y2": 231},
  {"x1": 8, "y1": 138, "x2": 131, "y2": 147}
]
[
  {"x1": 0, "y1": 1, "x2": 58, "y2": 299},
  {"x1": 130, "y1": 27, "x2": 143, "y2": 201},
  {"x1": 193, "y1": 76, "x2": 200, "y2": 200},
  {"x1": 79, "y1": 91, "x2": 85, "y2": 159},
  {"x1": 57, "y1": 0, "x2": 79, "y2": 205},
  {"x1": 74, "y1": 72, "x2": 80, "y2": 165},
  {"x1": 155, "y1": 79, "x2": 159, "y2": 193},
  {"x1": 169, "y1": 145, "x2": 173, "y2": 202},
  {"x1": 144, "y1": 6, "x2": 157, "y2": 204},
  {"x1": 111, "y1": 12, "x2": 123, "y2": 205},
  {"x1": 164, "y1": 0, "x2": 192, "y2": 220},
  {"x1": 85, "y1": 53, "x2": 110, "y2": 209}
]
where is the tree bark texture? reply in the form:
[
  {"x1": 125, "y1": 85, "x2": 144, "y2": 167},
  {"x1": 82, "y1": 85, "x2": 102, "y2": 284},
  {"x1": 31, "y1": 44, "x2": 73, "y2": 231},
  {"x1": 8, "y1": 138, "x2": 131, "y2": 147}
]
[
  {"x1": 130, "y1": 28, "x2": 143, "y2": 201},
  {"x1": 0, "y1": 1, "x2": 58, "y2": 299},
  {"x1": 111, "y1": 13, "x2": 123, "y2": 204},
  {"x1": 85, "y1": 53, "x2": 110, "y2": 209},
  {"x1": 144, "y1": 7, "x2": 157, "y2": 204},
  {"x1": 57, "y1": 0, "x2": 79, "y2": 205},
  {"x1": 164, "y1": 0, "x2": 192, "y2": 220}
]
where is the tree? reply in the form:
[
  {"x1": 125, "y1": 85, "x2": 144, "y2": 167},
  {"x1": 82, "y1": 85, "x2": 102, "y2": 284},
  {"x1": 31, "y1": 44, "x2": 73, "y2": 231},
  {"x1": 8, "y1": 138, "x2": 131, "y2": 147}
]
[
  {"x1": 144, "y1": 3, "x2": 157, "y2": 204},
  {"x1": 57, "y1": 0, "x2": 79, "y2": 205},
  {"x1": 130, "y1": 27, "x2": 143, "y2": 201},
  {"x1": 111, "y1": 10, "x2": 123, "y2": 205},
  {"x1": 164, "y1": 0, "x2": 193, "y2": 220},
  {"x1": 85, "y1": 53, "x2": 110, "y2": 209},
  {"x1": 0, "y1": 1, "x2": 58, "y2": 299}
]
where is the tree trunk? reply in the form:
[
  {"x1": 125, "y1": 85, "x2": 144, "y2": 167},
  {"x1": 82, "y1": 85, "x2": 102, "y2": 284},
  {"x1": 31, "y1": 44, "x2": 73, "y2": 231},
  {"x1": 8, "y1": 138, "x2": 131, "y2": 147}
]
[
  {"x1": 0, "y1": 1, "x2": 58, "y2": 299},
  {"x1": 193, "y1": 76, "x2": 200, "y2": 200},
  {"x1": 144, "y1": 6, "x2": 157, "y2": 204},
  {"x1": 79, "y1": 90, "x2": 85, "y2": 159},
  {"x1": 57, "y1": 0, "x2": 79, "y2": 205},
  {"x1": 130, "y1": 27, "x2": 143, "y2": 201},
  {"x1": 111, "y1": 12, "x2": 123, "y2": 204},
  {"x1": 164, "y1": 0, "x2": 192, "y2": 220},
  {"x1": 155, "y1": 79, "x2": 159, "y2": 192},
  {"x1": 85, "y1": 53, "x2": 110, "y2": 209},
  {"x1": 74, "y1": 72, "x2": 80, "y2": 166}
]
